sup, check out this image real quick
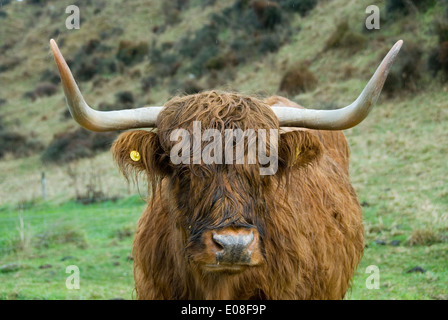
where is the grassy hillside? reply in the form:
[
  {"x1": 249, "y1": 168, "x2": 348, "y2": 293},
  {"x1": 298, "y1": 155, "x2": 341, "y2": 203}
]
[{"x1": 0, "y1": 0, "x2": 447, "y2": 299}]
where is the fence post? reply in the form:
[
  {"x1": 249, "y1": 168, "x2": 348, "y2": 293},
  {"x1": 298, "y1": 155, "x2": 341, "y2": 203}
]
[{"x1": 41, "y1": 172, "x2": 46, "y2": 201}]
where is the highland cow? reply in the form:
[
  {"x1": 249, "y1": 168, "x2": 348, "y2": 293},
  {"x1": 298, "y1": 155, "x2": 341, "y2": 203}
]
[{"x1": 49, "y1": 39, "x2": 402, "y2": 299}]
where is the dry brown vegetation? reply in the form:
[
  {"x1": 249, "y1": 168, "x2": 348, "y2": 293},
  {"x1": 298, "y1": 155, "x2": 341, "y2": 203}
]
[{"x1": 279, "y1": 63, "x2": 317, "y2": 96}]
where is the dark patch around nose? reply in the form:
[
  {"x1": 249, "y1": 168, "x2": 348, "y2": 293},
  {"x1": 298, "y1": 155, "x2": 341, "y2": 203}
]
[{"x1": 212, "y1": 231, "x2": 254, "y2": 264}]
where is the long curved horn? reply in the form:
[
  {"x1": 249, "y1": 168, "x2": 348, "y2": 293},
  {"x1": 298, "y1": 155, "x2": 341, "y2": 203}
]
[
  {"x1": 272, "y1": 40, "x2": 403, "y2": 130},
  {"x1": 50, "y1": 39, "x2": 163, "y2": 132}
]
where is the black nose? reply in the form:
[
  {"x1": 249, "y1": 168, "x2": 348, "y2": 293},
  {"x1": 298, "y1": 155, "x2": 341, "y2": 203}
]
[{"x1": 212, "y1": 230, "x2": 255, "y2": 264}]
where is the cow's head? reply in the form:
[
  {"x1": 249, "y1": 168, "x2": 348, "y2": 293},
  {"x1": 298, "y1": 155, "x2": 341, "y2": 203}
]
[
  {"x1": 109, "y1": 91, "x2": 328, "y2": 273},
  {"x1": 49, "y1": 39, "x2": 402, "y2": 274}
]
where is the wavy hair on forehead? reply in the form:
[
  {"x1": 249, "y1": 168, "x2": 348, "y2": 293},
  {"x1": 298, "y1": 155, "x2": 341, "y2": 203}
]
[
  {"x1": 155, "y1": 91, "x2": 280, "y2": 176},
  {"x1": 157, "y1": 90, "x2": 279, "y2": 136}
]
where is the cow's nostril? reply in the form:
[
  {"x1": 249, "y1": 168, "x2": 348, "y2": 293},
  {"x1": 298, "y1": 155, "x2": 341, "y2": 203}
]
[
  {"x1": 210, "y1": 229, "x2": 256, "y2": 265},
  {"x1": 211, "y1": 233, "x2": 225, "y2": 251}
]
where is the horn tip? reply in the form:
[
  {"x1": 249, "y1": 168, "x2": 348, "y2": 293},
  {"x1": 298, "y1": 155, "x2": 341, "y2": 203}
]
[
  {"x1": 49, "y1": 39, "x2": 60, "y2": 56},
  {"x1": 390, "y1": 40, "x2": 403, "y2": 56}
]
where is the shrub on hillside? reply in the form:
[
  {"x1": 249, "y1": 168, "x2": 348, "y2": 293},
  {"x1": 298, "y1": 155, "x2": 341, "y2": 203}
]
[
  {"x1": 161, "y1": 0, "x2": 190, "y2": 26},
  {"x1": 198, "y1": 0, "x2": 217, "y2": 7},
  {"x1": 386, "y1": 0, "x2": 437, "y2": 16},
  {"x1": 27, "y1": 0, "x2": 48, "y2": 4},
  {"x1": 70, "y1": 39, "x2": 117, "y2": 81},
  {"x1": 204, "y1": 51, "x2": 238, "y2": 71},
  {"x1": 60, "y1": 108, "x2": 72, "y2": 120},
  {"x1": 0, "y1": 131, "x2": 43, "y2": 159},
  {"x1": 229, "y1": 38, "x2": 253, "y2": 64},
  {"x1": 190, "y1": 45, "x2": 220, "y2": 77},
  {"x1": 23, "y1": 91, "x2": 37, "y2": 102},
  {"x1": 115, "y1": 91, "x2": 134, "y2": 108},
  {"x1": 149, "y1": 0, "x2": 298, "y2": 81},
  {"x1": 324, "y1": 21, "x2": 367, "y2": 54},
  {"x1": 34, "y1": 82, "x2": 58, "y2": 98},
  {"x1": 99, "y1": 26, "x2": 124, "y2": 39},
  {"x1": 0, "y1": 118, "x2": 43, "y2": 159},
  {"x1": 178, "y1": 24, "x2": 220, "y2": 59},
  {"x1": 181, "y1": 79, "x2": 204, "y2": 95},
  {"x1": 427, "y1": 14, "x2": 448, "y2": 81},
  {"x1": 41, "y1": 128, "x2": 117, "y2": 164},
  {"x1": 251, "y1": 1, "x2": 282, "y2": 30},
  {"x1": 23, "y1": 82, "x2": 58, "y2": 101},
  {"x1": 428, "y1": 41, "x2": 448, "y2": 81},
  {"x1": 149, "y1": 46, "x2": 182, "y2": 77},
  {"x1": 179, "y1": 2, "x2": 290, "y2": 75},
  {"x1": 0, "y1": 39, "x2": 16, "y2": 54},
  {"x1": 437, "y1": 41, "x2": 448, "y2": 75},
  {"x1": 161, "y1": 4, "x2": 178, "y2": 26},
  {"x1": 205, "y1": 69, "x2": 236, "y2": 88},
  {"x1": 0, "y1": 57, "x2": 21, "y2": 73},
  {"x1": 72, "y1": 60, "x2": 98, "y2": 82},
  {"x1": 434, "y1": 18, "x2": 448, "y2": 43},
  {"x1": 278, "y1": 0, "x2": 317, "y2": 16},
  {"x1": 151, "y1": 24, "x2": 166, "y2": 34},
  {"x1": 39, "y1": 69, "x2": 60, "y2": 84},
  {"x1": 383, "y1": 42, "x2": 423, "y2": 96},
  {"x1": 279, "y1": 63, "x2": 318, "y2": 96},
  {"x1": 116, "y1": 41, "x2": 149, "y2": 66},
  {"x1": 141, "y1": 75, "x2": 157, "y2": 93},
  {"x1": 204, "y1": 55, "x2": 227, "y2": 71},
  {"x1": 258, "y1": 33, "x2": 284, "y2": 54}
]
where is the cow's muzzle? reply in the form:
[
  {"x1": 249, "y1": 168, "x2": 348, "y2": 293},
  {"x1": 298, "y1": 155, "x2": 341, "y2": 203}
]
[{"x1": 202, "y1": 227, "x2": 262, "y2": 273}]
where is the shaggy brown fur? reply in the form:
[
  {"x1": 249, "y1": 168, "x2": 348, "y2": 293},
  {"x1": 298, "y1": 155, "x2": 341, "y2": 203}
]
[{"x1": 112, "y1": 91, "x2": 364, "y2": 300}]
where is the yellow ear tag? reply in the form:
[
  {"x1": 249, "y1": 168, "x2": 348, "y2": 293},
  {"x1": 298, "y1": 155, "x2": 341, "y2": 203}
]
[
  {"x1": 130, "y1": 150, "x2": 141, "y2": 162},
  {"x1": 293, "y1": 148, "x2": 301, "y2": 165}
]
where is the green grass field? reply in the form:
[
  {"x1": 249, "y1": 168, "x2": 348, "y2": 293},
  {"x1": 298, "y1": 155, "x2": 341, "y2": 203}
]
[
  {"x1": 0, "y1": 197, "x2": 145, "y2": 300},
  {"x1": 0, "y1": 189, "x2": 446, "y2": 300}
]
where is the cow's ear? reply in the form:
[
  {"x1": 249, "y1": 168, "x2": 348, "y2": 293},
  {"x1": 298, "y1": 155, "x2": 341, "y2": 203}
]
[
  {"x1": 111, "y1": 130, "x2": 171, "y2": 181},
  {"x1": 278, "y1": 130, "x2": 323, "y2": 171}
]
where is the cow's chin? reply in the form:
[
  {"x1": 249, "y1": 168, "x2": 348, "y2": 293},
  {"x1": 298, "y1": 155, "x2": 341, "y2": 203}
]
[{"x1": 202, "y1": 263, "x2": 250, "y2": 275}]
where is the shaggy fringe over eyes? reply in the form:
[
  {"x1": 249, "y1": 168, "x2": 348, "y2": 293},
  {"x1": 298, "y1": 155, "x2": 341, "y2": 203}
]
[
  {"x1": 111, "y1": 92, "x2": 325, "y2": 198},
  {"x1": 111, "y1": 130, "x2": 170, "y2": 196}
]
